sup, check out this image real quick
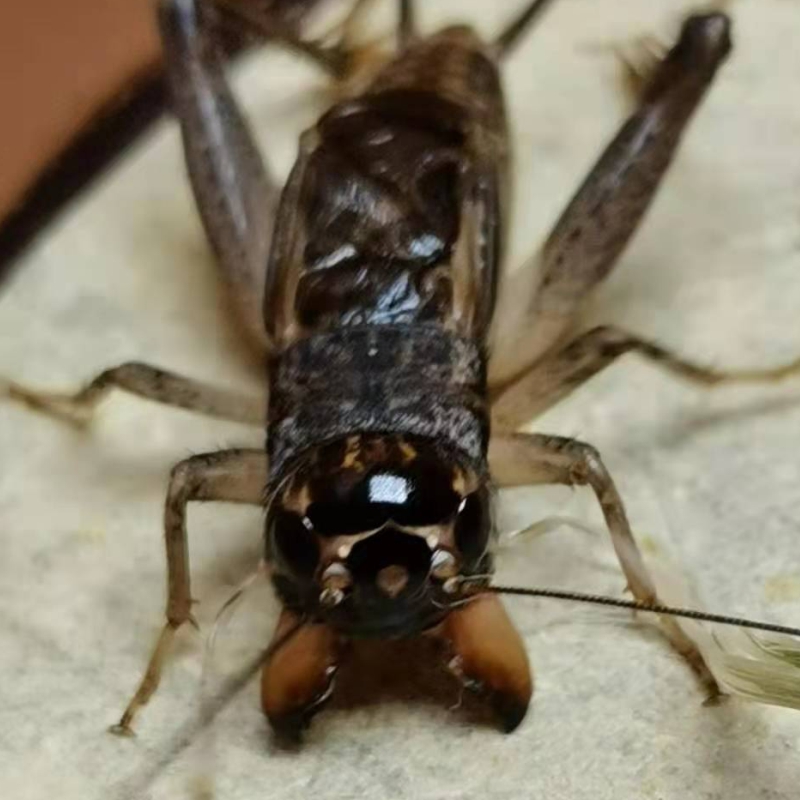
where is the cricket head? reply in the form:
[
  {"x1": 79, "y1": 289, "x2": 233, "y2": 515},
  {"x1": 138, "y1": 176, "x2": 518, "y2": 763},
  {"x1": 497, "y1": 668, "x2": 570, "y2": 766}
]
[{"x1": 265, "y1": 433, "x2": 493, "y2": 637}]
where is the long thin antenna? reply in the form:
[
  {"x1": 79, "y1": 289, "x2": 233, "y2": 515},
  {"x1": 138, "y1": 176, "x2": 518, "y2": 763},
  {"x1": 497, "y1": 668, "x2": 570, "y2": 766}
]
[
  {"x1": 458, "y1": 581, "x2": 800, "y2": 638},
  {"x1": 494, "y1": 0, "x2": 557, "y2": 58}
]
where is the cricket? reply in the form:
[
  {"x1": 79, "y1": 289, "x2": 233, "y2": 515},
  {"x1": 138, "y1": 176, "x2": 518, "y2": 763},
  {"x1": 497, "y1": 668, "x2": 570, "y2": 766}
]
[{"x1": 3, "y1": 0, "x2": 800, "y2": 746}]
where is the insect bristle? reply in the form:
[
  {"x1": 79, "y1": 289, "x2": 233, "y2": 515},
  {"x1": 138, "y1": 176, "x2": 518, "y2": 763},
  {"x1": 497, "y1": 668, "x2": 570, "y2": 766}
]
[
  {"x1": 697, "y1": 629, "x2": 800, "y2": 711},
  {"x1": 645, "y1": 555, "x2": 800, "y2": 711}
]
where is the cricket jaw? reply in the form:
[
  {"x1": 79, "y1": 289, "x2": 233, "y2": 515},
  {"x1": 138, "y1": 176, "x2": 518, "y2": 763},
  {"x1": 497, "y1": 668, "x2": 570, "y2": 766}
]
[
  {"x1": 442, "y1": 593, "x2": 534, "y2": 732},
  {"x1": 260, "y1": 593, "x2": 533, "y2": 737},
  {"x1": 261, "y1": 609, "x2": 340, "y2": 739}
]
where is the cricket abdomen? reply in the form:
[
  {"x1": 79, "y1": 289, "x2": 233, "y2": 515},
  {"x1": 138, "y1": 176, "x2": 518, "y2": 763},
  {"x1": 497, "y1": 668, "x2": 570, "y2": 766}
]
[
  {"x1": 294, "y1": 91, "x2": 462, "y2": 329},
  {"x1": 266, "y1": 26, "x2": 507, "y2": 345}
]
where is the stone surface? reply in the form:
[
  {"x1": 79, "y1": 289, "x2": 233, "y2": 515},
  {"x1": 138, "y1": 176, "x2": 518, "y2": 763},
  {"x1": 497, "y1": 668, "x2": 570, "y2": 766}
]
[{"x1": 1, "y1": 1, "x2": 799, "y2": 798}]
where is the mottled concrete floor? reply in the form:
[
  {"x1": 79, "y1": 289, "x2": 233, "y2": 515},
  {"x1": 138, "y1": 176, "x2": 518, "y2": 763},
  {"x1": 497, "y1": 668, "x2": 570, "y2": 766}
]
[{"x1": 1, "y1": 1, "x2": 799, "y2": 798}]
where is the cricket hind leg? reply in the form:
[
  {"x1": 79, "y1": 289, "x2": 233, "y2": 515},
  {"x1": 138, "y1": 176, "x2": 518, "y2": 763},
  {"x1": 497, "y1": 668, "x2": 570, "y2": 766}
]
[
  {"x1": 491, "y1": 325, "x2": 800, "y2": 432},
  {"x1": 494, "y1": 0, "x2": 557, "y2": 57},
  {"x1": 488, "y1": 433, "x2": 720, "y2": 698},
  {"x1": 327, "y1": 0, "x2": 413, "y2": 51},
  {"x1": 2, "y1": 362, "x2": 264, "y2": 426},
  {"x1": 111, "y1": 448, "x2": 267, "y2": 735},
  {"x1": 214, "y1": 0, "x2": 349, "y2": 76},
  {"x1": 490, "y1": 13, "x2": 732, "y2": 387},
  {"x1": 220, "y1": 0, "x2": 393, "y2": 94},
  {"x1": 159, "y1": 0, "x2": 277, "y2": 355}
]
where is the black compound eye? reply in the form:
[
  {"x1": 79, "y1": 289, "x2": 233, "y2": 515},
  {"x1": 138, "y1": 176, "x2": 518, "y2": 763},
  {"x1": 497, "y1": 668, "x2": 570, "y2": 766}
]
[
  {"x1": 268, "y1": 508, "x2": 320, "y2": 579},
  {"x1": 453, "y1": 489, "x2": 491, "y2": 564},
  {"x1": 306, "y1": 466, "x2": 460, "y2": 537}
]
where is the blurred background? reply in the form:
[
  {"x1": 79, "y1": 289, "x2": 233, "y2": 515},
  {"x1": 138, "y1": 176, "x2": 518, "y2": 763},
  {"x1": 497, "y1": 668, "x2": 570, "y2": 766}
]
[
  {"x1": 0, "y1": 0, "x2": 160, "y2": 266},
  {"x1": 0, "y1": 0, "x2": 324, "y2": 272}
]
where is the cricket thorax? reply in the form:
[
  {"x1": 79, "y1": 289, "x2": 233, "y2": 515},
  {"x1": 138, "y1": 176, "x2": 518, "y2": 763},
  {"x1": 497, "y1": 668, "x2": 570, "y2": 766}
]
[{"x1": 267, "y1": 324, "x2": 488, "y2": 482}]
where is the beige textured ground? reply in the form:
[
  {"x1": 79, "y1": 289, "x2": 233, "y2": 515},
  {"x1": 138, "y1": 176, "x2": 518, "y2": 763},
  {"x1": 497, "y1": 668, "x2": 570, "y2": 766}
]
[{"x1": 1, "y1": 1, "x2": 800, "y2": 798}]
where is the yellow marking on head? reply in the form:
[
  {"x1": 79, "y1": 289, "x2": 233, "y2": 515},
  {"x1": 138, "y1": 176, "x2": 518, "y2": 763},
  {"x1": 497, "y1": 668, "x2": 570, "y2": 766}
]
[
  {"x1": 342, "y1": 435, "x2": 365, "y2": 471},
  {"x1": 452, "y1": 467, "x2": 468, "y2": 496},
  {"x1": 398, "y1": 439, "x2": 418, "y2": 463}
]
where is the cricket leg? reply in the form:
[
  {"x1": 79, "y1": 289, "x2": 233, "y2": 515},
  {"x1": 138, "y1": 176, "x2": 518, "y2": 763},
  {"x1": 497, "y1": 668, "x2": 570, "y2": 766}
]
[
  {"x1": 261, "y1": 609, "x2": 340, "y2": 738},
  {"x1": 490, "y1": 13, "x2": 732, "y2": 387},
  {"x1": 111, "y1": 448, "x2": 267, "y2": 735},
  {"x1": 491, "y1": 325, "x2": 800, "y2": 432},
  {"x1": 159, "y1": 0, "x2": 278, "y2": 354},
  {"x1": 398, "y1": 0, "x2": 415, "y2": 47},
  {"x1": 2, "y1": 362, "x2": 264, "y2": 426},
  {"x1": 488, "y1": 433, "x2": 720, "y2": 697},
  {"x1": 328, "y1": 0, "x2": 374, "y2": 48},
  {"x1": 441, "y1": 593, "x2": 533, "y2": 732},
  {"x1": 494, "y1": 0, "x2": 557, "y2": 57},
  {"x1": 215, "y1": 0, "x2": 347, "y2": 76}
]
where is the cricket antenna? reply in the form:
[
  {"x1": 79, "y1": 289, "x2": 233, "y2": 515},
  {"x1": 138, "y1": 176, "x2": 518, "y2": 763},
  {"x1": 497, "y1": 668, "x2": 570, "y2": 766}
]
[
  {"x1": 494, "y1": 0, "x2": 558, "y2": 58},
  {"x1": 453, "y1": 580, "x2": 800, "y2": 638}
]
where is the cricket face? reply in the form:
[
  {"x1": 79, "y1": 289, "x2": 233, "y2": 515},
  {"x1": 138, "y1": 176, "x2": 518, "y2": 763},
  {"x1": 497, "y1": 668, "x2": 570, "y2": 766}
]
[{"x1": 265, "y1": 434, "x2": 494, "y2": 638}]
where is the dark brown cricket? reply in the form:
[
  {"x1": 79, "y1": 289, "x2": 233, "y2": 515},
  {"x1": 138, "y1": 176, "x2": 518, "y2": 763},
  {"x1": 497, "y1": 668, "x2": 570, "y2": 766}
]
[
  {"x1": 259, "y1": 18, "x2": 514, "y2": 732},
  {"x1": 5, "y1": 0, "x2": 800, "y2": 739}
]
